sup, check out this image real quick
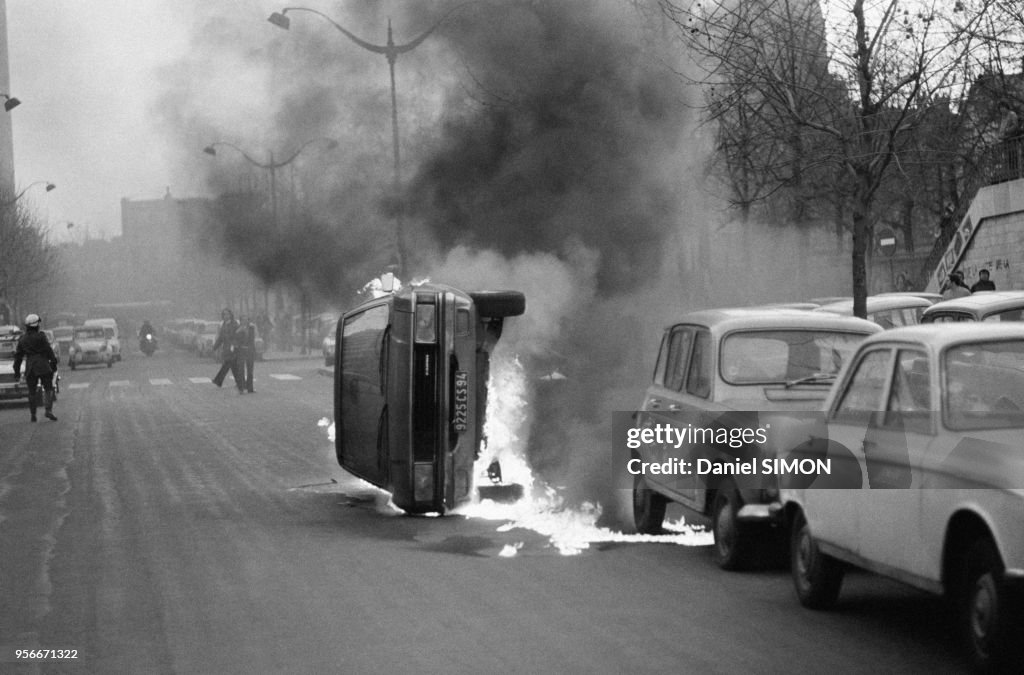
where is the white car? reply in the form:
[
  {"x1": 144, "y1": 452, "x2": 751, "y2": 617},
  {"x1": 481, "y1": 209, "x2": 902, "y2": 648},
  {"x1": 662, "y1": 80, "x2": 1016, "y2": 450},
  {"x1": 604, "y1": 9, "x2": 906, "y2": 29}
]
[
  {"x1": 68, "y1": 326, "x2": 114, "y2": 369},
  {"x1": 783, "y1": 323, "x2": 1024, "y2": 669},
  {"x1": 0, "y1": 324, "x2": 27, "y2": 399},
  {"x1": 83, "y1": 318, "x2": 121, "y2": 361}
]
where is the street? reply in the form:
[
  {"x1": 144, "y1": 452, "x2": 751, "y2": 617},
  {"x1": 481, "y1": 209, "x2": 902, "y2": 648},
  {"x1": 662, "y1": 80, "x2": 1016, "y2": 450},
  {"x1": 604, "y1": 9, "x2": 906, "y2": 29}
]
[{"x1": 1, "y1": 349, "x2": 969, "y2": 674}]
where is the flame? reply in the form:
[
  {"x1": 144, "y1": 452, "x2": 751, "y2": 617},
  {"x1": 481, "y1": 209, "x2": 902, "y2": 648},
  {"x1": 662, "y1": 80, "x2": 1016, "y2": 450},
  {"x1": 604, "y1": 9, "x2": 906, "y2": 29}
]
[{"x1": 457, "y1": 353, "x2": 713, "y2": 555}]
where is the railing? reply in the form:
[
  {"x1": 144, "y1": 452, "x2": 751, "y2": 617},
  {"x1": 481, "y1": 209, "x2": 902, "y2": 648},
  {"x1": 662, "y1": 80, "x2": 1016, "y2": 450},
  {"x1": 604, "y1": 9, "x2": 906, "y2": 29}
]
[{"x1": 920, "y1": 136, "x2": 1024, "y2": 283}]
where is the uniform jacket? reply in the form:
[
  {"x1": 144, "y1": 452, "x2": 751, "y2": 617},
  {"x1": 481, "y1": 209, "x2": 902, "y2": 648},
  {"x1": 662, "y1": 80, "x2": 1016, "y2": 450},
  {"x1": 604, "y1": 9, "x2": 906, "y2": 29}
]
[
  {"x1": 14, "y1": 329, "x2": 58, "y2": 377},
  {"x1": 211, "y1": 318, "x2": 240, "y2": 363},
  {"x1": 235, "y1": 322, "x2": 256, "y2": 353}
]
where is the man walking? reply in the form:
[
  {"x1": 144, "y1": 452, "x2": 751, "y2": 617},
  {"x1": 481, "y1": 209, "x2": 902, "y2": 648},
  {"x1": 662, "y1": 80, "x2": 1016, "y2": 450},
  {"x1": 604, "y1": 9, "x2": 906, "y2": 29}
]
[
  {"x1": 211, "y1": 308, "x2": 243, "y2": 392},
  {"x1": 13, "y1": 313, "x2": 59, "y2": 422},
  {"x1": 235, "y1": 314, "x2": 256, "y2": 394}
]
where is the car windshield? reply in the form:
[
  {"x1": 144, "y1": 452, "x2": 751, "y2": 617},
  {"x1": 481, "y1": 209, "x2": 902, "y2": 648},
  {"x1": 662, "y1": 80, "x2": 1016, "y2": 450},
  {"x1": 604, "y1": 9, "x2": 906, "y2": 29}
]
[
  {"x1": 944, "y1": 340, "x2": 1024, "y2": 430},
  {"x1": 721, "y1": 330, "x2": 868, "y2": 385},
  {"x1": 75, "y1": 328, "x2": 105, "y2": 340},
  {"x1": 54, "y1": 327, "x2": 74, "y2": 338}
]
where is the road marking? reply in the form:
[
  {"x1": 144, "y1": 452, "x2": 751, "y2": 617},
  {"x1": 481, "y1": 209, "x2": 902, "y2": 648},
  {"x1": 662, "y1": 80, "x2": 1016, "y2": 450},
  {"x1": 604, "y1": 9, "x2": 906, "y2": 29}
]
[
  {"x1": 67, "y1": 382, "x2": 90, "y2": 390},
  {"x1": 189, "y1": 377, "x2": 212, "y2": 384},
  {"x1": 149, "y1": 378, "x2": 173, "y2": 385},
  {"x1": 110, "y1": 380, "x2": 131, "y2": 387},
  {"x1": 269, "y1": 374, "x2": 302, "y2": 381}
]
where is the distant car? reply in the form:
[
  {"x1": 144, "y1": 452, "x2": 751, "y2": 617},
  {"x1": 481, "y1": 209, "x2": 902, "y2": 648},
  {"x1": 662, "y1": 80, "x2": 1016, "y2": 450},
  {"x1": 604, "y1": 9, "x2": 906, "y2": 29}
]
[
  {"x1": 921, "y1": 289, "x2": 1024, "y2": 323},
  {"x1": 335, "y1": 283, "x2": 525, "y2": 514},
  {"x1": 632, "y1": 307, "x2": 881, "y2": 569},
  {"x1": 195, "y1": 320, "x2": 221, "y2": 357},
  {"x1": 815, "y1": 294, "x2": 931, "y2": 329},
  {"x1": 0, "y1": 324, "x2": 27, "y2": 399},
  {"x1": 68, "y1": 326, "x2": 114, "y2": 369},
  {"x1": 322, "y1": 318, "x2": 338, "y2": 367},
  {"x1": 83, "y1": 318, "x2": 121, "y2": 361},
  {"x1": 782, "y1": 324, "x2": 1024, "y2": 670},
  {"x1": 51, "y1": 325, "x2": 75, "y2": 361}
]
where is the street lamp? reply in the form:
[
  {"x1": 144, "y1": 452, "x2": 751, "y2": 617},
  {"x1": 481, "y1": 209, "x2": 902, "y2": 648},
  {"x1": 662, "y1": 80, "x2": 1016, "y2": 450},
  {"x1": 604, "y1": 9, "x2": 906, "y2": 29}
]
[
  {"x1": 2, "y1": 94, "x2": 21, "y2": 112},
  {"x1": 2, "y1": 181, "x2": 55, "y2": 207},
  {"x1": 269, "y1": 5, "x2": 465, "y2": 276}
]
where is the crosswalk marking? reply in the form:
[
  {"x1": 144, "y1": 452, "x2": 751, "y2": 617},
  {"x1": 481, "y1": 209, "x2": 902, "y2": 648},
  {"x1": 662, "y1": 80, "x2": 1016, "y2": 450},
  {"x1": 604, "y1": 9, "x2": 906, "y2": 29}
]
[
  {"x1": 110, "y1": 380, "x2": 131, "y2": 387},
  {"x1": 59, "y1": 373, "x2": 308, "y2": 390},
  {"x1": 67, "y1": 382, "x2": 90, "y2": 390},
  {"x1": 189, "y1": 377, "x2": 212, "y2": 383},
  {"x1": 150, "y1": 378, "x2": 173, "y2": 385},
  {"x1": 269, "y1": 374, "x2": 302, "y2": 381}
]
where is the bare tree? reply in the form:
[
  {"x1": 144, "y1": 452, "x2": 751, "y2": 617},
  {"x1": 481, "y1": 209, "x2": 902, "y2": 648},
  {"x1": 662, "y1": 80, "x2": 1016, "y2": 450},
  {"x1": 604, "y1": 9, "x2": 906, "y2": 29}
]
[
  {"x1": 660, "y1": 0, "x2": 996, "y2": 317},
  {"x1": 0, "y1": 197, "x2": 60, "y2": 322}
]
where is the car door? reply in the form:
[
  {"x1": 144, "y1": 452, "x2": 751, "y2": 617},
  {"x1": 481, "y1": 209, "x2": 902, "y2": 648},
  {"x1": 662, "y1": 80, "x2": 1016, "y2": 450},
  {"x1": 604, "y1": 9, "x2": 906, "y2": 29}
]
[
  {"x1": 812, "y1": 347, "x2": 895, "y2": 552},
  {"x1": 335, "y1": 302, "x2": 391, "y2": 486}
]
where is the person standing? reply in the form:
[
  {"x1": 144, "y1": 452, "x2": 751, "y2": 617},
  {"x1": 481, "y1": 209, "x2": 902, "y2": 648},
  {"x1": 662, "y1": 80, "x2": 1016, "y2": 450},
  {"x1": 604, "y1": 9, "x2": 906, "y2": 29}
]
[
  {"x1": 211, "y1": 308, "x2": 243, "y2": 392},
  {"x1": 971, "y1": 268, "x2": 997, "y2": 292},
  {"x1": 235, "y1": 314, "x2": 256, "y2": 394},
  {"x1": 942, "y1": 270, "x2": 971, "y2": 300},
  {"x1": 13, "y1": 313, "x2": 59, "y2": 422},
  {"x1": 997, "y1": 100, "x2": 1021, "y2": 179}
]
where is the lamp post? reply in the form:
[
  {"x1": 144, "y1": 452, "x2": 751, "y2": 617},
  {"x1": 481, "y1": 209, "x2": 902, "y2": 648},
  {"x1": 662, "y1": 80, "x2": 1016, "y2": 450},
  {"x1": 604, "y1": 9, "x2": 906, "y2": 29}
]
[
  {"x1": 203, "y1": 138, "x2": 336, "y2": 352},
  {"x1": 2, "y1": 181, "x2": 55, "y2": 207},
  {"x1": 1, "y1": 94, "x2": 20, "y2": 112},
  {"x1": 269, "y1": 6, "x2": 465, "y2": 277}
]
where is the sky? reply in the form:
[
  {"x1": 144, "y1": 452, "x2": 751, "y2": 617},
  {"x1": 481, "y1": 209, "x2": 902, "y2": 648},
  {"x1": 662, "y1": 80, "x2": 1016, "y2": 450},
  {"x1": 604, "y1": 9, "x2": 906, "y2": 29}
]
[{"x1": 6, "y1": 0, "x2": 256, "y2": 241}]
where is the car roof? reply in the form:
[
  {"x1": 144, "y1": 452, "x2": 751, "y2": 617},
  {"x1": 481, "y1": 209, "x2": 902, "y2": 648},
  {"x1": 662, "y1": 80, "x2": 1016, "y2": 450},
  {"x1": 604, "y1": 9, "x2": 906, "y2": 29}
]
[
  {"x1": 922, "y1": 290, "x2": 1024, "y2": 315},
  {"x1": 859, "y1": 322, "x2": 1024, "y2": 349},
  {"x1": 669, "y1": 307, "x2": 881, "y2": 334},
  {"x1": 873, "y1": 291, "x2": 944, "y2": 303},
  {"x1": 815, "y1": 295, "x2": 932, "y2": 314}
]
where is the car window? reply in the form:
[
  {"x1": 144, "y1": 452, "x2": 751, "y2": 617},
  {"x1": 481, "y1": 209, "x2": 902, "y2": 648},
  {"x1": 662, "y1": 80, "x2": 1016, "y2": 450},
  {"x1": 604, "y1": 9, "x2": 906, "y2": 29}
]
[
  {"x1": 685, "y1": 330, "x2": 711, "y2": 398},
  {"x1": 663, "y1": 326, "x2": 695, "y2": 392},
  {"x1": 75, "y1": 329, "x2": 105, "y2": 339},
  {"x1": 944, "y1": 340, "x2": 1024, "y2": 430},
  {"x1": 833, "y1": 349, "x2": 892, "y2": 420},
  {"x1": 927, "y1": 312, "x2": 973, "y2": 323},
  {"x1": 341, "y1": 305, "x2": 390, "y2": 392},
  {"x1": 984, "y1": 308, "x2": 1024, "y2": 322},
  {"x1": 885, "y1": 349, "x2": 932, "y2": 433},
  {"x1": 720, "y1": 330, "x2": 866, "y2": 384}
]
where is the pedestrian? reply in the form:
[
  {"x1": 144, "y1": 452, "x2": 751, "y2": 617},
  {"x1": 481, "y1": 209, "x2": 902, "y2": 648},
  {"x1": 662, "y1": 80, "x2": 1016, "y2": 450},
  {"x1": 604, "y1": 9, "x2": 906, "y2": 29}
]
[
  {"x1": 971, "y1": 268, "x2": 997, "y2": 293},
  {"x1": 13, "y1": 313, "x2": 59, "y2": 422},
  {"x1": 211, "y1": 308, "x2": 244, "y2": 392},
  {"x1": 942, "y1": 270, "x2": 971, "y2": 300},
  {"x1": 997, "y1": 100, "x2": 1021, "y2": 179},
  {"x1": 235, "y1": 314, "x2": 256, "y2": 394}
]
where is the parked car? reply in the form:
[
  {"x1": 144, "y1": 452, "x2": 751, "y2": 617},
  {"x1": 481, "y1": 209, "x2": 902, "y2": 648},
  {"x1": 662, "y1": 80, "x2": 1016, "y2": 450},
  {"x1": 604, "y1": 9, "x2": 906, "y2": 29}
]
[
  {"x1": 921, "y1": 289, "x2": 1024, "y2": 323},
  {"x1": 874, "y1": 291, "x2": 943, "y2": 304},
  {"x1": 68, "y1": 326, "x2": 114, "y2": 369},
  {"x1": 0, "y1": 324, "x2": 27, "y2": 399},
  {"x1": 633, "y1": 307, "x2": 881, "y2": 569},
  {"x1": 335, "y1": 283, "x2": 525, "y2": 514},
  {"x1": 782, "y1": 323, "x2": 1024, "y2": 670},
  {"x1": 195, "y1": 320, "x2": 221, "y2": 357},
  {"x1": 82, "y1": 318, "x2": 121, "y2": 361},
  {"x1": 815, "y1": 294, "x2": 931, "y2": 329}
]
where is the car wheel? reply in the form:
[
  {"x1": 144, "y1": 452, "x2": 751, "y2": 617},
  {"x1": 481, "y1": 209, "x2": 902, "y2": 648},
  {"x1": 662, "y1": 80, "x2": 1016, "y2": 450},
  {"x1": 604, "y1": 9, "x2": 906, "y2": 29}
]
[
  {"x1": 712, "y1": 484, "x2": 755, "y2": 570},
  {"x1": 960, "y1": 537, "x2": 1021, "y2": 670},
  {"x1": 791, "y1": 510, "x2": 843, "y2": 609},
  {"x1": 469, "y1": 291, "x2": 526, "y2": 318},
  {"x1": 632, "y1": 473, "x2": 667, "y2": 534}
]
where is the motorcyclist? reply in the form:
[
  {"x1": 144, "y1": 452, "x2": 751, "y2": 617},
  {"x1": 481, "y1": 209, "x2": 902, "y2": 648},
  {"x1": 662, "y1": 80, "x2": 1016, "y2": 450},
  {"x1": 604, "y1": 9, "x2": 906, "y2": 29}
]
[
  {"x1": 13, "y1": 313, "x2": 59, "y2": 422},
  {"x1": 139, "y1": 319, "x2": 157, "y2": 352}
]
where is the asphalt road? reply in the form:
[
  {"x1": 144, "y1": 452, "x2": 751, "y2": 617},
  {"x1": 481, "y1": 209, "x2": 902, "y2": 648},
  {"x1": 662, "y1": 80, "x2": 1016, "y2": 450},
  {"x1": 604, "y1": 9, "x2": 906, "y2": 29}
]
[{"x1": 0, "y1": 349, "x2": 972, "y2": 674}]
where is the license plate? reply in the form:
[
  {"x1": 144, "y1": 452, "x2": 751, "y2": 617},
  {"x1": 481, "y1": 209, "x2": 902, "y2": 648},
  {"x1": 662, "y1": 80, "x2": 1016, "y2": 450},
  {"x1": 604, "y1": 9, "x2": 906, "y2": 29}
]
[{"x1": 453, "y1": 371, "x2": 469, "y2": 433}]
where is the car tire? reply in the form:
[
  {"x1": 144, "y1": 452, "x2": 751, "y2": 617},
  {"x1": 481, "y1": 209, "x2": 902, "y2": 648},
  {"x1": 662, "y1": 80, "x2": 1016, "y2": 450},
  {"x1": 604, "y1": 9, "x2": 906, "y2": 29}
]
[
  {"x1": 791, "y1": 510, "x2": 844, "y2": 609},
  {"x1": 960, "y1": 537, "x2": 1022, "y2": 671},
  {"x1": 632, "y1": 473, "x2": 667, "y2": 534},
  {"x1": 469, "y1": 291, "x2": 526, "y2": 318},
  {"x1": 712, "y1": 484, "x2": 755, "y2": 570}
]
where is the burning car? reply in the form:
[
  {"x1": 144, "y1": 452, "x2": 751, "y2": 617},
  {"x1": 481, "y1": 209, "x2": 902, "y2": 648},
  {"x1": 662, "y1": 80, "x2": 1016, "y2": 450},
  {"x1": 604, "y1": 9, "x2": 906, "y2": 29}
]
[{"x1": 334, "y1": 282, "x2": 525, "y2": 514}]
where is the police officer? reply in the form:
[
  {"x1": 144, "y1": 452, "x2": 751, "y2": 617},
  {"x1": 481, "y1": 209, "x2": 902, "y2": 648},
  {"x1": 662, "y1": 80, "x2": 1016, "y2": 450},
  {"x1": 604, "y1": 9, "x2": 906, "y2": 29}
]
[
  {"x1": 235, "y1": 314, "x2": 256, "y2": 394},
  {"x1": 13, "y1": 313, "x2": 59, "y2": 422}
]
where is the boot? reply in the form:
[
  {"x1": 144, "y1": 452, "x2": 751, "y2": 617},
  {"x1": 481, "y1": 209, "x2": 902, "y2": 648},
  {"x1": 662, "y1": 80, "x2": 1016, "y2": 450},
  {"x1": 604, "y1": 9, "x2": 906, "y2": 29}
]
[
  {"x1": 29, "y1": 388, "x2": 38, "y2": 421},
  {"x1": 44, "y1": 390, "x2": 57, "y2": 421}
]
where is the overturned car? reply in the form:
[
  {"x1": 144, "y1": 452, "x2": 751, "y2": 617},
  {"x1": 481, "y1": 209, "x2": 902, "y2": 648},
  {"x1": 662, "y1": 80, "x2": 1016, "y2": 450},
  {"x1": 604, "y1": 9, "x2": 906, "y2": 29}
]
[{"x1": 333, "y1": 282, "x2": 525, "y2": 514}]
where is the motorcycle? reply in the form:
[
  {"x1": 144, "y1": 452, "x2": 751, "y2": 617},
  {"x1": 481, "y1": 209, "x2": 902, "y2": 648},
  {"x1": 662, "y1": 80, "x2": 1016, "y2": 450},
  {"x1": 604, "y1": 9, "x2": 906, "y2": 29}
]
[{"x1": 140, "y1": 333, "x2": 158, "y2": 356}]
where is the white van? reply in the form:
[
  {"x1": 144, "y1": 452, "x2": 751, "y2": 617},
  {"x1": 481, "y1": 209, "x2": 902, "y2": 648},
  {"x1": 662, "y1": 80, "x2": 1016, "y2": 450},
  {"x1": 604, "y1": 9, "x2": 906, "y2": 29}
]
[{"x1": 83, "y1": 318, "x2": 122, "y2": 361}]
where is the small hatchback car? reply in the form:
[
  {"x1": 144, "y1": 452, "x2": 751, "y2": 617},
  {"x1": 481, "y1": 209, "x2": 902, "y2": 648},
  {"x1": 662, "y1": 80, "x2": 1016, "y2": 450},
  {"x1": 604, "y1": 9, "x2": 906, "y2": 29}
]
[{"x1": 334, "y1": 282, "x2": 525, "y2": 514}]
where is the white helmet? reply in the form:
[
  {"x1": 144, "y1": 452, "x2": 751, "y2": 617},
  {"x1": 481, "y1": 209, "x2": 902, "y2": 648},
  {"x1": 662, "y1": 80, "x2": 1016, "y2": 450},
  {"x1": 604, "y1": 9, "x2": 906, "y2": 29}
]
[{"x1": 24, "y1": 313, "x2": 41, "y2": 327}]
